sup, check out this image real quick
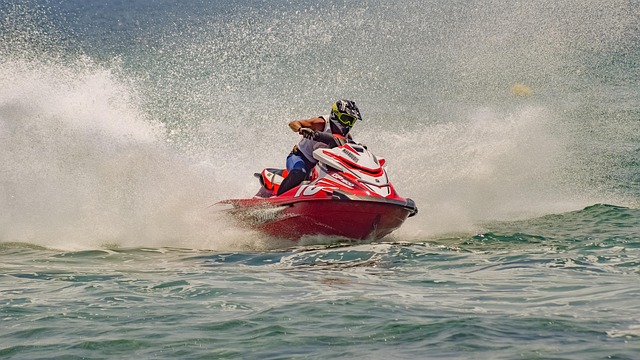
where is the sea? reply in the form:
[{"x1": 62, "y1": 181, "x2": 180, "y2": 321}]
[{"x1": 1, "y1": 0, "x2": 639, "y2": 358}]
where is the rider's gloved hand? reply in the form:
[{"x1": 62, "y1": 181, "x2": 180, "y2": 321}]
[{"x1": 299, "y1": 128, "x2": 316, "y2": 140}]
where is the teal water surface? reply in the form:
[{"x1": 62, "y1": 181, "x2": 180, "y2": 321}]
[{"x1": 2, "y1": 206, "x2": 640, "y2": 359}]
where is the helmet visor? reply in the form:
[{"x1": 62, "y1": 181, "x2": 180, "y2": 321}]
[{"x1": 336, "y1": 113, "x2": 357, "y2": 127}]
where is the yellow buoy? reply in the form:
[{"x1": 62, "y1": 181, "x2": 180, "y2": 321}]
[{"x1": 511, "y1": 83, "x2": 532, "y2": 97}]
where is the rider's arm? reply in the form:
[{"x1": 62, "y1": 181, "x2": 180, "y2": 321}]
[
  {"x1": 312, "y1": 132, "x2": 340, "y2": 148},
  {"x1": 288, "y1": 117, "x2": 325, "y2": 132}
]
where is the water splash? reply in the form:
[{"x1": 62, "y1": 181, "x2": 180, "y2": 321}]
[{"x1": 1, "y1": 0, "x2": 638, "y2": 249}]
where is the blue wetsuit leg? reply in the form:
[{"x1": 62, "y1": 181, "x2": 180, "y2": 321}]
[
  {"x1": 286, "y1": 153, "x2": 308, "y2": 175},
  {"x1": 278, "y1": 152, "x2": 314, "y2": 195}
]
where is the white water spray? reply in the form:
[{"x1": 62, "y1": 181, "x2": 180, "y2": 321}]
[{"x1": 1, "y1": 0, "x2": 637, "y2": 249}]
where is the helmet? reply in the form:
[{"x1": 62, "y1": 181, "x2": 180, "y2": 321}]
[{"x1": 330, "y1": 99, "x2": 362, "y2": 127}]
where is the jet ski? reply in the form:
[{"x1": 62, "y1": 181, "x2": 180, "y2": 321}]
[{"x1": 219, "y1": 136, "x2": 418, "y2": 241}]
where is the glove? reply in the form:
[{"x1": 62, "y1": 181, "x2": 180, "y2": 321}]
[{"x1": 299, "y1": 128, "x2": 316, "y2": 140}]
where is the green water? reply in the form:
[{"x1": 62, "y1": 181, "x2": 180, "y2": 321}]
[{"x1": 2, "y1": 206, "x2": 640, "y2": 358}]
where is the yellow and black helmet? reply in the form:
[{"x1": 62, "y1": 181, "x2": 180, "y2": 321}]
[{"x1": 330, "y1": 99, "x2": 362, "y2": 127}]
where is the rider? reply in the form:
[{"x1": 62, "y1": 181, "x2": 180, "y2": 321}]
[{"x1": 276, "y1": 99, "x2": 362, "y2": 195}]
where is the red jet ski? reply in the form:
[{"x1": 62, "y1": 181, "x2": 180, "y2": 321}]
[{"x1": 220, "y1": 137, "x2": 418, "y2": 241}]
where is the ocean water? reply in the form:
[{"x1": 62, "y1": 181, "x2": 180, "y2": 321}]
[{"x1": 1, "y1": 0, "x2": 639, "y2": 358}]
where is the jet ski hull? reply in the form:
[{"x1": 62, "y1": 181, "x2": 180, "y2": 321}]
[
  {"x1": 219, "y1": 142, "x2": 418, "y2": 242},
  {"x1": 223, "y1": 197, "x2": 416, "y2": 241}
]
